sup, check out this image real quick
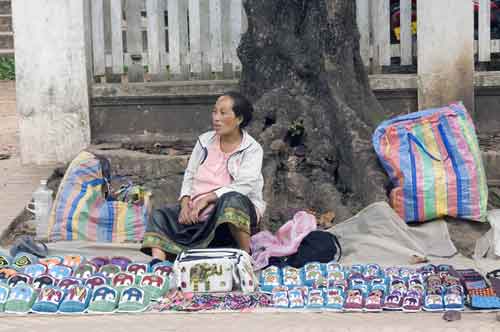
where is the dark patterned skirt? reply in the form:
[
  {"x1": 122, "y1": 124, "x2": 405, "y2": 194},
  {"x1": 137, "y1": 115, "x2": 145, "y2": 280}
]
[{"x1": 141, "y1": 192, "x2": 258, "y2": 256}]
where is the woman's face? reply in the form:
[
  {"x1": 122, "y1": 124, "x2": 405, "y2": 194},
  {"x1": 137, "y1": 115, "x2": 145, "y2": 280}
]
[{"x1": 212, "y1": 96, "x2": 242, "y2": 136}]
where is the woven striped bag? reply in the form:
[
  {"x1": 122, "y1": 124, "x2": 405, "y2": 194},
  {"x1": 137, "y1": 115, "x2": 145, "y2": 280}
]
[
  {"x1": 48, "y1": 151, "x2": 150, "y2": 242},
  {"x1": 373, "y1": 102, "x2": 488, "y2": 223}
]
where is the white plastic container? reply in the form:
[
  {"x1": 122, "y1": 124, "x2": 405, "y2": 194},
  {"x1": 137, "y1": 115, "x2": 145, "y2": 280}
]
[{"x1": 26, "y1": 180, "x2": 53, "y2": 241}]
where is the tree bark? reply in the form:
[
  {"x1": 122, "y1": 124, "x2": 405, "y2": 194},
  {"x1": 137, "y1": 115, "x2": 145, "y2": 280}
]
[{"x1": 239, "y1": 0, "x2": 389, "y2": 230}]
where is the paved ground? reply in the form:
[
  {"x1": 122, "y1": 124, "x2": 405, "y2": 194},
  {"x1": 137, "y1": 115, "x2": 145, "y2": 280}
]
[
  {"x1": 0, "y1": 80, "x2": 499, "y2": 331},
  {"x1": 0, "y1": 81, "x2": 54, "y2": 238}
]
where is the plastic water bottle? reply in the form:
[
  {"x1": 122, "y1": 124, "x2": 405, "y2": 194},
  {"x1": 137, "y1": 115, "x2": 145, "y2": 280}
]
[{"x1": 27, "y1": 180, "x2": 53, "y2": 241}]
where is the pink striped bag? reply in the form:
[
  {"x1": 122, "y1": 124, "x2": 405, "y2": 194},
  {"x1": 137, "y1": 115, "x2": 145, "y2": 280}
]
[{"x1": 372, "y1": 102, "x2": 488, "y2": 223}]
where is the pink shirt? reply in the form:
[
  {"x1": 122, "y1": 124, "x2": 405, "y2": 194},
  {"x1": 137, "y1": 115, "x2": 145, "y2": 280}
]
[{"x1": 190, "y1": 136, "x2": 236, "y2": 220}]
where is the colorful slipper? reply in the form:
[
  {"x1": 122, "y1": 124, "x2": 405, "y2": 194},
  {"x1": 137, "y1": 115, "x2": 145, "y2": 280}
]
[
  {"x1": 12, "y1": 253, "x2": 37, "y2": 270},
  {"x1": 307, "y1": 289, "x2": 325, "y2": 308},
  {"x1": 32, "y1": 274, "x2": 57, "y2": 290},
  {"x1": 88, "y1": 285, "x2": 120, "y2": 313},
  {"x1": 139, "y1": 274, "x2": 169, "y2": 300},
  {"x1": 350, "y1": 264, "x2": 364, "y2": 276},
  {"x1": 151, "y1": 261, "x2": 173, "y2": 278},
  {"x1": 31, "y1": 286, "x2": 65, "y2": 313},
  {"x1": 398, "y1": 267, "x2": 413, "y2": 279},
  {"x1": 272, "y1": 290, "x2": 289, "y2": 308},
  {"x1": 389, "y1": 277, "x2": 407, "y2": 294},
  {"x1": 364, "y1": 289, "x2": 384, "y2": 312},
  {"x1": 443, "y1": 286, "x2": 464, "y2": 311},
  {"x1": 7, "y1": 273, "x2": 32, "y2": 287},
  {"x1": 282, "y1": 266, "x2": 303, "y2": 288},
  {"x1": 110, "y1": 257, "x2": 132, "y2": 271},
  {"x1": 288, "y1": 288, "x2": 305, "y2": 308},
  {"x1": 402, "y1": 290, "x2": 422, "y2": 312},
  {"x1": 73, "y1": 262, "x2": 98, "y2": 280},
  {"x1": 326, "y1": 262, "x2": 343, "y2": 273},
  {"x1": 350, "y1": 277, "x2": 368, "y2": 294},
  {"x1": 383, "y1": 290, "x2": 404, "y2": 311},
  {"x1": 425, "y1": 274, "x2": 443, "y2": 289},
  {"x1": 112, "y1": 272, "x2": 136, "y2": 292},
  {"x1": 370, "y1": 277, "x2": 388, "y2": 293},
  {"x1": 260, "y1": 266, "x2": 282, "y2": 292},
  {"x1": 4, "y1": 284, "x2": 37, "y2": 314},
  {"x1": 384, "y1": 266, "x2": 400, "y2": 279},
  {"x1": 38, "y1": 256, "x2": 63, "y2": 269},
  {"x1": 0, "y1": 253, "x2": 11, "y2": 268},
  {"x1": 0, "y1": 267, "x2": 17, "y2": 281},
  {"x1": 48, "y1": 264, "x2": 73, "y2": 280},
  {"x1": 325, "y1": 288, "x2": 344, "y2": 311},
  {"x1": 423, "y1": 291, "x2": 444, "y2": 312},
  {"x1": 58, "y1": 277, "x2": 83, "y2": 290},
  {"x1": 85, "y1": 275, "x2": 108, "y2": 290},
  {"x1": 62, "y1": 255, "x2": 86, "y2": 269},
  {"x1": 364, "y1": 264, "x2": 382, "y2": 280},
  {"x1": 99, "y1": 264, "x2": 122, "y2": 279},
  {"x1": 303, "y1": 262, "x2": 324, "y2": 287},
  {"x1": 89, "y1": 257, "x2": 110, "y2": 269},
  {"x1": 327, "y1": 270, "x2": 345, "y2": 282},
  {"x1": 344, "y1": 288, "x2": 364, "y2": 311},
  {"x1": 0, "y1": 283, "x2": 10, "y2": 312},
  {"x1": 58, "y1": 285, "x2": 92, "y2": 314},
  {"x1": 23, "y1": 263, "x2": 48, "y2": 279},
  {"x1": 127, "y1": 263, "x2": 149, "y2": 283},
  {"x1": 117, "y1": 286, "x2": 151, "y2": 313}
]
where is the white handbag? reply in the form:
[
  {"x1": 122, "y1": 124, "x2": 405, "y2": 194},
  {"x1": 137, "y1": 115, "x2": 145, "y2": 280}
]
[{"x1": 173, "y1": 248, "x2": 258, "y2": 294}]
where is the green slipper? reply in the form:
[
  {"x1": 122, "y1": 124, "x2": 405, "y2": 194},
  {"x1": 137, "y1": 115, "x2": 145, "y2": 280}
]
[
  {"x1": 87, "y1": 285, "x2": 119, "y2": 313},
  {"x1": 139, "y1": 274, "x2": 169, "y2": 301},
  {"x1": 4, "y1": 284, "x2": 37, "y2": 314},
  {"x1": 117, "y1": 287, "x2": 151, "y2": 313}
]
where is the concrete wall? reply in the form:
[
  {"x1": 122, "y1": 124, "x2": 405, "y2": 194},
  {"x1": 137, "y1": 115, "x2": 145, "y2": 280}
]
[
  {"x1": 417, "y1": 0, "x2": 475, "y2": 113},
  {"x1": 12, "y1": 0, "x2": 91, "y2": 164}
]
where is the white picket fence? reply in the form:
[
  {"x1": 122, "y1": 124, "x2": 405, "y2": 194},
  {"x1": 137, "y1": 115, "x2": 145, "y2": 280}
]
[{"x1": 90, "y1": 0, "x2": 500, "y2": 83}]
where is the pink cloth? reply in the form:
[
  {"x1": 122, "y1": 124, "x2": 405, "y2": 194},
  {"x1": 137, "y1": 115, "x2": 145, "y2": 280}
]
[
  {"x1": 250, "y1": 211, "x2": 317, "y2": 270},
  {"x1": 190, "y1": 137, "x2": 234, "y2": 220}
]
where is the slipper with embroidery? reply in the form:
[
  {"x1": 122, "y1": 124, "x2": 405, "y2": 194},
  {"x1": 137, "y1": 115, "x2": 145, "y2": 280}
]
[
  {"x1": 384, "y1": 266, "x2": 400, "y2": 279},
  {"x1": 151, "y1": 261, "x2": 173, "y2": 278},
  {"x1": 288, "y1": 288, "x2": 305, "y2": 309},
  {"x1": 39, "y1": 256, "x2": 63, "y2": 269},
  {"x1": 58, "y1": 285, "x2": 92, "y2": 314},
  {"x1": 85, "y1": 275, "x2": 108, "y2": 290},
  {"x1": 402, "y1": 290, "x2": 422, "y2": 312},
  {"x1": 328, "y1": 279, "x2": 348, "y2": 291},
  {"x1": 307, "y1": 289, "x2": 325, "y2": 308},
  {"x1": 58, "y1": 277, "x2": 83, "y2": 290},
  {"x1": 89, "y1": 257, "x2": 110, "y2": 269},
  {"x1": 426, "y1": 274, "x2": 443, "y2": 289},
  {"x1": 110, "y1": 257, "x2": 132, "y2": 271},
  {"x1": 350, "y1": 264, "x2": 364, "y2": 276},
  {"x1": 423, "y1": 288, "x2": 444, "y2": 312},
  {"x1": 260, "y1": 266, "x2": 282, "y2": 292},
  {"x1": 350, "y1": 277, "x2": 369, "y2": 294},
  {"x1": 4, "y1": 284, "x2": 37, "y2": 314},
  {"x1": 99, "y1": 264, "x2": 122, "y2": 279},
  {"x1": 0, "y1": 283, "x2": 10, "y2": 312},
  {"x1": 398, "y1": 267, "x2": 413, "y2": 280},
  {"x1": 282, "y1": 266, "x2": 303, "y2": 288},
  {"x1": 32, "y1": 274, "x2": 57, "y2": 290},
  {"x1": 0, "y1": 267, "x2": 17, "y2": 281},
  {"x1": 344, "y1": 288, "x2": 364, "y2": 311},
  {"x1": 31, "y1": 286, "x2": 65, "y2": 313},
  {"x1": 326, "y1": 262, "x2": 343, "y2": 273},
  {"x1": 62, "y1": 255, "x2": 86, "y2": 269},
  {"x1": 0, "y1": 253, "x2": 11, "y2": 268},
  {"x1": 140, "y1": 273, "x2": 169, "y2": 300},
  {"x1": 324, "y1": 288, "x2": 344, "y2": 311},
  {"x1": 443, "y1": 285, "x2": 464, "y2": 311},
  {"x1": 88, "y1": 285, "x2": 120, "y2": 313},
  {"x1": 48, "y1": 264, "x2": 73, "y2": 280},
  {"x1": 389, "y1": 277, "x2": 407, "y2": 294},
  {"x1": 117, "y1": 286, "x2": 151, "y2": 313},
  {"x1": 127, "y1": 263, "x2": 149, "y2": 283},
  {"x1": 23, "y1": 263, "x2": 48, "y2": 279},
  {"x1": 383, "y1": 290, "x2": 404, "y2": 311},
  {"x1": 7, "y1": 273, "x2": 32, "y2": 287},
  {"x1": 12, "y1": 253, "x2": 37, "y2": 270},
  {"x1": 364, "y1": 264, "x2": 382, "y2": 280},
  {"x1": 272, "y1": 290, "x2": 289, "y2": 308},
  {"x1": 364, "y1": 288, "x2": 384, "y2": 312},
  {"x1": 370, "y1": 277, "x2": 388, "y2": 293},
  {"x1": 73, "y1": 262, "x2": 98, "y2": 280},
  {"x1": 303, "y1": 262, "x2": 324, "y2": 287},
  {"x1": 112, "y1": 272, "x2": 136, "y2": 292}
]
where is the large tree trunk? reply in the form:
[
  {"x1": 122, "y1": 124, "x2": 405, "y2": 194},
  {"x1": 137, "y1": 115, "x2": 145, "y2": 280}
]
[{"x1": 239, "y1": 0, "x2": 389, "y2": 230}]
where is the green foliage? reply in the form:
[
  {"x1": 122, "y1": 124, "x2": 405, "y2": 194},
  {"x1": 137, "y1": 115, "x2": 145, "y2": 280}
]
[{"x1": 0, "y1": 57, "x2": 15, "y2": 81}]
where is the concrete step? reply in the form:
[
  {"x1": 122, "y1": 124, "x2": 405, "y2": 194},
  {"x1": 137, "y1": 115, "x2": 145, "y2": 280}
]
[
  {"x1": 0, "y1": 48, "x2": 13, "y2": 56},
  {"x1": 0, "y1": 31, "x2": 13, "y2": 49},
  {"x1": 0, "y1": 1, "x2": 10, "y2": 16},
  {"x1": 0, "y1": 15, "x2": 12, "y2": 32}
]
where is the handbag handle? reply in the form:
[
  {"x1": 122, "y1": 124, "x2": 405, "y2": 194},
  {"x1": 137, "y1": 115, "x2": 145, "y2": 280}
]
[{"x1": 407, "y1": 127, "x2": 449, "y2": 162}]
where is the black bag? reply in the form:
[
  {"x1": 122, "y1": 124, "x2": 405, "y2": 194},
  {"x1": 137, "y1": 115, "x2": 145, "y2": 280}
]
[{"x1": 267, "y1": 231, "x2": 342, "y2": 268}]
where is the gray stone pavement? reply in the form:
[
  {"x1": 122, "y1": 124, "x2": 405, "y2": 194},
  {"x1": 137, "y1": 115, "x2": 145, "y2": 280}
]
[{"x1": 0, "y1": 80, "x2": 499, "y2": 330}]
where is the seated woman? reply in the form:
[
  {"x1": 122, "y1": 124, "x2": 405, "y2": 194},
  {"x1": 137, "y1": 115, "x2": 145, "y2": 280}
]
[{"x1": 141, "y1": 91, "x2": 266, "y2": 262}]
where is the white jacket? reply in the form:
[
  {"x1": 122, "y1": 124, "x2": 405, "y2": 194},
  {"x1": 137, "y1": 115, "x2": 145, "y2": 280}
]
[{"x1": 179, "y1": 130, "x2": 266, "y2": 216}]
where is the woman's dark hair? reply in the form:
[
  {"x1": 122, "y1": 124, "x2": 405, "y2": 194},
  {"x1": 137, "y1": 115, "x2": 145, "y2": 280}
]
[{"x1": 222, "y1": 91, "x2": 253, "y2": 128}]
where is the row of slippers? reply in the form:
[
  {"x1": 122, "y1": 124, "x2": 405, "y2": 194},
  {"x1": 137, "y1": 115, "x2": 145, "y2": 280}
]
[
  {"x1": 261, "y1": 263, "x2": 459, "y2": 293},
  {"x1": 0, "y1": 283, "x2": 155, "y2": 314}
]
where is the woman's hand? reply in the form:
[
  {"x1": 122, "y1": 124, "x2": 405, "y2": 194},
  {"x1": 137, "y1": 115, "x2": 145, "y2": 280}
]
[
  {"x1": 189, "y1": 192, "x2": 218, "y2": 224},
  {"x1": 178, "y1": 196, "x2": 192, "y2": 224}
]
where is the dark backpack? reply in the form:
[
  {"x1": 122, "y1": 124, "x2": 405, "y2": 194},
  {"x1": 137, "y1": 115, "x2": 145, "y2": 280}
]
[{"x1": 267, "y1": 231, "x2": 342, "y2": 268}]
